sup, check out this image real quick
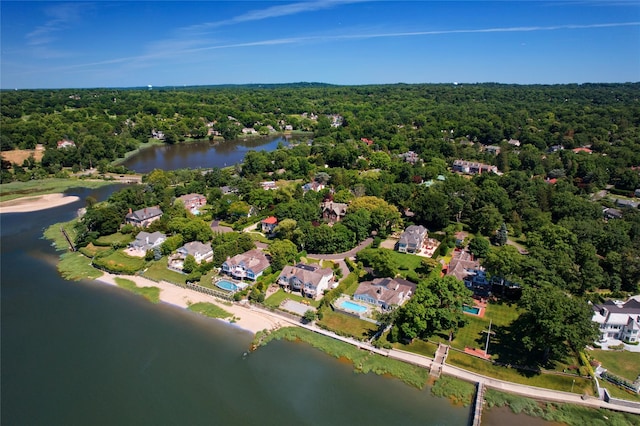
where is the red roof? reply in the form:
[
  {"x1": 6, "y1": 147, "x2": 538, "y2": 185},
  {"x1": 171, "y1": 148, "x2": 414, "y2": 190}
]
[
  {"x1": 261, "y1": 216, "x2": 278, "y2": 224},
  {"x1": 572, "y1": 147, "x2": 592, "y2": 154}
]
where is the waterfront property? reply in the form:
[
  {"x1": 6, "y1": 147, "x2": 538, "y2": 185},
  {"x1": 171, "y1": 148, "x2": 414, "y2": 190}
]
[
  {"x1": 168, "y1": 241, "x2": 213, "y2": 271},
  {"x1": 333, "y1": 295, "x2": 372, "y2": 317},
  {"x1": 129, "y1": 231, "x2": 166, "y2": 253},
  {"x1": 592, "y1": 296, "x2": 640, "y2": 344},
  {"x1": 124, "y1": 206, "x2": 163, "y2": 228},
  {"x1": 353, "y1": 277, "x2": 416, "y2": 311},
  {"x1": 214, "y1": 278, "x2": 248, "y2": 293},
  {"x1": 446, "y1": 249, "x2": 490, "y2": 297},
  {"x1": 277, "y1": 263, "x2": 334, "y2": 299},
  {"x1": 222, "y1": 249, "x2": 270, "y2": 281}
]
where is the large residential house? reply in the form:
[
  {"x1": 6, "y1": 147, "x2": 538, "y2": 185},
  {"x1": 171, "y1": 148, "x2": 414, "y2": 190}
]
[
  {"x1": 130, "y1": 231, "x2": 166, "y2": 252},
  {"x1": 277, "y1": 263, "x2": 334, "y2": 299},
  {"x1": 222, "y1": 249, "x2": 270, "y2": 281},
  {"x1": 452, "y1": 160, "x2": 498, "y2": 175},
  {"x1": 321, "y1": 201, "x2": 348, "y2": 223},
  {"x1": 397, "y1": 225, "x2": 428, "y2": 254},
  {"x1": 353, "y1": 277, "x2": 416, "y2": 310},
  {"x1": 176, "y1": 193, "x2": 207, "y2": 214},
  {"x1": 592, "y1": 297, "x2": 640, "y2": 343},
  {"x1": 125, "y1": 206, "x2": 163, "y2": 228},
  {"x1": 168, "y1": 241, "x2": 213, "y2": 271},
  {"x1": 261, "y1": 216, "x2": 278, "y2": 234},
  {"x1": 446, "y1": 249, "x2": 489, "y2": 296}
]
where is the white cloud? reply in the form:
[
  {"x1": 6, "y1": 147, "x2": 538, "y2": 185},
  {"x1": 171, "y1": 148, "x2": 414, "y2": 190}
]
[{"x1": 26, "y1": 3, "x2": 91, "y2": 46}]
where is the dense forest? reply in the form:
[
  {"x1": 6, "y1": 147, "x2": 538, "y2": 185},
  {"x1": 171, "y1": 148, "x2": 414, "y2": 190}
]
[{"x1": 2, "y1": 83, "x2": 640, "y2": 361}]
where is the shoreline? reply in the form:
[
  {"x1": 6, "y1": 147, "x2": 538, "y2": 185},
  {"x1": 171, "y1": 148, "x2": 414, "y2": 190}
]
[
  {"x1": 0, "y1": 193, "x2": 81, "y2": 214},
  {"x1": 94, "y1": 272, "x2": 293, "y2": 335}
]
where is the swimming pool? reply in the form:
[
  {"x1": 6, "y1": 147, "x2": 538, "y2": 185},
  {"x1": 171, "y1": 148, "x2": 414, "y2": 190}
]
[
  {"x1": 463, "y1": 305, "x2": 480, "y2": 315},
  {"x1": 339, "y1": 300, "x2": 368, "y2": 313},
  {"x1": 216, "y1": 280, "x2": 238, "y2": 292}
]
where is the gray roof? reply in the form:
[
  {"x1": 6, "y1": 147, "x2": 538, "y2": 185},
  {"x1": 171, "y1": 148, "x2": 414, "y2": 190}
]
[
  {"x1": 399, "y1": 225, "x2": 427, "y2": 247},
  {"x1": 126, "y1": 206, "x2": 163, "y2": 221},
  {"x1": 279, "y1": 263, "x2": 333, "y2": 288},
  {"x1": 354, "y1": 277, "x2": 415, "y2": 307},
  {"x1": 225, "y1": 249, "x2": 270, "y2": 274},
  {"x1": 179, "y1": 241, "x2": 212, "y2": 257}
]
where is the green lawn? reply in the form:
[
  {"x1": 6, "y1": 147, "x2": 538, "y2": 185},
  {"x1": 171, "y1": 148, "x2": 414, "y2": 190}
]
[
  {"x1": 187, "y1": 302, "x2": 233, "y2": 319},
  {"x1": 387, "y1": 249, "x2": 424, "y2": 272},
  {"x1": 114, "y1": 277, "x2": 160, "y2": 303},
  {"x1": 78, "y1": 243, "x2": 111, "y2": 258},
  {"x1": 446, "y1": 350, "x2": 594, "y2": 395},
  {"x1": 589, "y1": 349, "x2": 640, "y2": 382},
  {"x1": 318, "y1": 309, "x2": 378, "y2": 341},
  {"x1": 94, "y1": 232, "x2": 133, "y2": 247},
  {"x1": 92, "y1": 250, "x2": 146, "y2": 274},
  {"x1": 264, "y1": 288, "x2": 320, "y2": 308},
  {"x1": 393, "y1": 339, "x2": 438, "y2": 358},
  {"x1": 602, "y1": 383, "x2": 640, "y2": 402},
  {"x1": 142, "y1": 257, "x2": 187, "y2": 285}
]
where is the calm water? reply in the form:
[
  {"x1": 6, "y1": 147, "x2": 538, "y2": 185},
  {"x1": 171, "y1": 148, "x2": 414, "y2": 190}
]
[
  {"x1": 121, "y1": 135, "x2": 299, "y2": 173},
  {"x1": 1, "y1": 185, "x2": 472, "y2": 425}
]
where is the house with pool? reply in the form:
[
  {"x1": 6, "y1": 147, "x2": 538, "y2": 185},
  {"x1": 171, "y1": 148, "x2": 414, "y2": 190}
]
[
  {"x1": 175, "y1": 193, "x2": 207, "y2": 215},
  {"x1": 353, "y1": 277, "x2": 416, "y2": 311},
  {"x1": 222, "y1": 249, "x2": 270, "y2": 281},
  {"x1": 277, "y1": 263, "x2": 334, "y2": 299}
]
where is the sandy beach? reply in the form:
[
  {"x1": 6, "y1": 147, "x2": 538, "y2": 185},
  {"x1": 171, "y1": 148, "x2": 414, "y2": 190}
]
[
  {"x1": 0, "y1": 193, "x2": 81, "y2": 214},
  {"x1": 95, "y1": 272, "x2": 294, "y2": 335}
]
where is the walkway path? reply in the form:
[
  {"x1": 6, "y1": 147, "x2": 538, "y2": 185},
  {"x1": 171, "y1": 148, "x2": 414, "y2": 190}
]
[{"x1": 309, "y1": 237, "x2": 373, "y2": 261}]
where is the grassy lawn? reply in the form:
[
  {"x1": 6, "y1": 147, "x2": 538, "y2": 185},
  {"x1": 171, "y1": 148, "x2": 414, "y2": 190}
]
[
  {"x1": 264, "y1": 288, "x2": 321, "y2": 309},
  {"x1": 94, "y1": 232, "x2": 133, "y2": 247},
  {"x1": 93, "y1": 250, "x2": 146, "y2": 274},
  {"x1": 340, "y1": 270, "x2": 362, "y2": 296},
  {"x1": 446, "y1": 350, "x2": 594, "y2": 395},
  {"x1": 114, "y1": 277, "x2": 160, "y2": 303},
  {"x1": 187, "y1": 302, "x2": 233, "y2": 319},
  {"x1": 393, "y1": 339, "x2": 438, "y2": 358},
  {"x1": 318, "y1": 309, "x2": 379, "y2": 341},
  {"x1": 78, "y1": 243, "x2": 111, "y2": 258},
  {"x1": 589, "y1": 349, "x2": 640, "y2": 382},
  {"x1": 142, "y1": 257, "x2": 187, "y2": 285},
  {"x1": 0, "y1": 179, "x2": 115, "y2": 202},
  {"x1": 386, "y1": 249, "x2": 424, "y2": 272},
  {"x1": 429, "y1": 300, "x2": 521, "y2": 353},
  {"x1": 58, "y1": 252, "x2": 103, "y2": 281}
]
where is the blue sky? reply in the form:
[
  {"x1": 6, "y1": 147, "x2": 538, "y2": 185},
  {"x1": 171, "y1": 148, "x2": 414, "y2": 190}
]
[{"x1": 1, "y1": 1, "x2": 639, "y2": 89}]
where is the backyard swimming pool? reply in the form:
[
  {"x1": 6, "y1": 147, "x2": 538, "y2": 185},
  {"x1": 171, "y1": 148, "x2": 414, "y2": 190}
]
[
  {"x1": 215, "y1": 280, "x2": 239, "y2": 292},
  {"x1": 339, "y1": 300, "x2": 368, "y2": 313},
  {"x1": 463, "y1": 305, "x2": 480, "y2": 315}
]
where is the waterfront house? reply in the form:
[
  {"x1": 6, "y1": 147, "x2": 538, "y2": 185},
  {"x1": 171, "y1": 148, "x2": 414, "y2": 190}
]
[
  {"x1": 222, "y1": 249, "x2": 270, "y2": 281},
  {"x1": 130, "y1": 231, "x2": 166, "y2": 252},
  {"x1": 261, "y1": 216, "x2": 278, "y2": 234},
  {"x1": 168, "y1": 241, "x2": 213, "y2": 271},
  {"x1": 592, "y1": 297, "x2": 640, "y2": 343},
  {"x1": 321, "y1": 201, "x2": 348, "y2": 223},
  {"x1": 277, "y1": 263, "x2": 334, "y2": 299},
  {"x1": 353, "y1": 277, "x2": 416, "y2": 310},
  {"x1": 397, "y1": 225, "x2": 428, "y2": 254},
  {"x1": 125, "y1": 206, "x2": 163, "y2": 228},
  {"x1": 446, "y1": 249, "x2": 489, "y2": 296},
  {"x1": 176, "y1": 193, "x2": 207, "y2": 214}
]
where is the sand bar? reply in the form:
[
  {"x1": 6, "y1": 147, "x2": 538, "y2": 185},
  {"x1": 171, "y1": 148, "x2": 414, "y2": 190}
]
[
  {"x1": 0, "y1": 193, "x2": 80, "y2": 213},
  {"x1": 95, "y1": 272, "x2": 295, "y2": 335}
]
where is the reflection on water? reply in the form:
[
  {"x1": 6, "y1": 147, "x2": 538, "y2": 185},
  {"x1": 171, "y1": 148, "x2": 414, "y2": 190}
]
[{"x1": 121, "y1": 135, "x2": 302, "y2": 173}]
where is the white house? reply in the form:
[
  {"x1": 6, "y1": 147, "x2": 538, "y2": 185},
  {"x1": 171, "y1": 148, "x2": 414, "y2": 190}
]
[
  {"x1": 592, "y1": 297, "x2": 640, "y2": 343},
  {"x1": 353, "y1": 277, "x2": 416, "y2": 311},
  {"x1": 222, "y1": 249, "x2": 270, "y2": 281},
  {"x1": 130, "y1": 231, "x2": 166, "y2": 252},
  {"x1": 397, "y1": 225, "x2": 428, "y2": 254},
  {"x1": 277, "y1": 263, "x2": 334, "y2": 299}
]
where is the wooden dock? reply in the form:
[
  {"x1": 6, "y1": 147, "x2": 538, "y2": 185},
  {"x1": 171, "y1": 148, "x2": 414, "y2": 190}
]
[
  {"x1": 60, "y1": 227, "x2": 75, "y2": 251},
  {"x1": 472, "y1": 381, "x2": 485, "y2": 426}
]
